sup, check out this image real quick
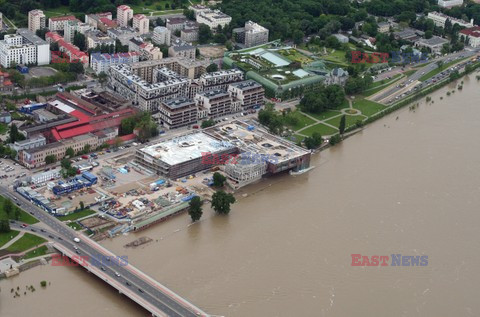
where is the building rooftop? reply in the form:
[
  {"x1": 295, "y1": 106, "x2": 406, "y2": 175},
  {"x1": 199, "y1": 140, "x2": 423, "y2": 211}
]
[
  {"x1": 138, "y1": 132, "x2": 235, "y2": 166},
  {"x1": 49, "y1": 15, "x2": 77, "y2": 22},
  {"x1": 162, "y1": 97, "x2": 195, "y2": 110},
  {"x1": 229, "y1": 80, "x2": 262, "y2": 90},
  {"x1": 17, "y1": 28, "x2": 48, "y2": 45},
  {"x1": 460, "y1": 26, "x2": 480, "y2": 38},
  {"x1": 417, "y1": 36, "x2": 449, "y2": 46}
]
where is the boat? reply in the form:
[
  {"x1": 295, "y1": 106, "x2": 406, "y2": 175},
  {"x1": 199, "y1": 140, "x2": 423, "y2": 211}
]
[{"x1": 289, "y1": 166, "x2": 315, "y2": 176}]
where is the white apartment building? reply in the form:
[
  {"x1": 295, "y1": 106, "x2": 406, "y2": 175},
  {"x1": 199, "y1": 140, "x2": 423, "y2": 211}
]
[
  {"x1": 90, "y1": 52, "x2": 140, "y2": 74},
  {"x1": 194, "y1": 89, "x2": 240, "y2": 118},
  {"x1": 133, "y1": 14, "x2": 149, "y2": 35},
  {"x1": 0, "y1": 29, "x2": 50, "y2": 67},
  {"x1": 168, "y1": 45, "x2": 196, "y2": 60},
  {"x1": 64, "y1": 20, "x2": 93, "y2": 43},
  {"x1": 438, "y1": 0, "x2": 463, "y2": 8},
  {"x1": 427, "y1": 11, "x2": 474, "y2": 28},
  {"x1": 196, "y1": 9, "x2": 232, "y2": 29},
  {"x1": 28, "y1": 10, "x2": 46, "y2": 33},
  {"x1": 153, "y1": 26, "x2": 171, "y2": 46},
  {"x1": 85, "y1": 30, "x2": 116, "y2": 49},
  {"x1": 188, "y1": 4, "x2": 210, "y2": 18},
  {"x1": 460, "y1": 26, "x2": 480, "y2": 47},
  {"x1": 117, "y1": 5, "x2": 133, "y2": 27},
  {"x1": 48, "y1": 15, "x2": 77, "y2": 31}
]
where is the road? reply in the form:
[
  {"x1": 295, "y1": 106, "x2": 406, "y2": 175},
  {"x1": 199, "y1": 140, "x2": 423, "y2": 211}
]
[
  {"x1": 372, "y1": 50, "x2": 477, "y2": 103},
  {"x1": 0, "y1": 186, "x2": 208, "y2": 317}
]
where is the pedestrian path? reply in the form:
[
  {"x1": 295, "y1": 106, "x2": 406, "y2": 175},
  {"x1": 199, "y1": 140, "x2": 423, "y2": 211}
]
[{"x1": 0, "y1": 231, "x2": 25, "y2": 250}]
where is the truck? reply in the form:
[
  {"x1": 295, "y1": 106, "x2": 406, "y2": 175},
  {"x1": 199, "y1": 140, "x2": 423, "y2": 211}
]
[{"x1": 73, "y1": 238, "x2": 80, "y2": 243}]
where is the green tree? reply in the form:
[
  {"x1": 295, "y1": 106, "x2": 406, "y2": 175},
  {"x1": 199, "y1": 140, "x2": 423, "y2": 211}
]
[
  {"x1": 201, "y1": 119, "x2": 216, "y2": 128},
  {"x1": 73, "y1": 31, "x2": 87, "y2": 51},
  {"x1": 184, "y1": 9, "x2": 195, "y2": 20},
  {"x1": 188, "y1": 196, "x2": 203, "y2": 222},
  {"x1": 206, "y1": 63, "x2": 218, "y2": 73},
  {"x1": 3, "y1": 198, "x2": 14, "y2": 218},
  {"x1": 0, "y1": 214, "x2": 10, "y2": 233},
  {"x1": 98, "y1": 72, "x2": 108, "y2": 87},
  {"x1": 66, "y1": 147, "x2": 75, "y2": 157},
  {"x1": 79, "y1": 201, "x2": 85, "y2": 210},
  {"x1": 212, "y1": 172, "x2": 227, "y2": 187},
  {"x1": 339, "y1": 115, "x2": 346, "y2": 135},
  {"x1": 45, "y1": 155, "x2": 56, "y2": 165},
  {"x1": 329, "y1": 134, "x2": 342, "y2": 146},
  {"x1": 199, "y1": 24, "x2": 212, "y2": 44},
  {"x1": 9, "y1": 124, "x2": 25, "y2": 143},
  {"x1": 211, "y1": 190, "x2": 236, "y2": 215},
  {"x1": 304, "y1": 132, "x2": 323, "y2": 149}
]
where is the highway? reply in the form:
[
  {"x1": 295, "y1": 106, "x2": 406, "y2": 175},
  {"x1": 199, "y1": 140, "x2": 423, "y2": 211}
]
[
  {"x1": 372, "y1": 49, "x2": 478, "y2": 103},
  {"x1": 0, "y1": 185, "x2": 208, "y2": 317}
]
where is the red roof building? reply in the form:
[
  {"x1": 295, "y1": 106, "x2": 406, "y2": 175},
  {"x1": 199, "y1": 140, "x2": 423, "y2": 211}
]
[
  {"x1": 46, "y1": 32, "x2": 89, "y2": 64},
  {"x1": 460, "y1": 26, "x2": 480, "y2": 48}
]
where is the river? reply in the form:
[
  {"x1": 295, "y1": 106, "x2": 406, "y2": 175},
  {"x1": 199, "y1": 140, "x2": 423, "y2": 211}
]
[{"x1": 1, "y1": 75, "x2": 480, "y2": 317}]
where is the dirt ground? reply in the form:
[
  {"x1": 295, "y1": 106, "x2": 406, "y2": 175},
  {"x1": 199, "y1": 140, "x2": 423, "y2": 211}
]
[{"x1": 199, "y1": 45, "x2": 227, "y2": 58}]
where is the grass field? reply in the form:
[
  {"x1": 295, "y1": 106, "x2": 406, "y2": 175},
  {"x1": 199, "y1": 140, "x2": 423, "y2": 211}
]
[
  {"x1": 301, "y1": 123, "x2": 338, "y2": 136},
  {"x1": 58, "y1": 209, "x2": 96, "y2": 222},
  {"x1": 0, "y1": 230, "x2": 20, "y2": 248},
  {"x1": 352, "y1": 99, "x2": 386, "y2": 116},
  {"x1": 321, "y1": 49, "x2": 348, "y2": 66},
  {"x1": 0, "y1": 195, "x2": 39, "y2": 224},
  {"x1": 304, "y1": 110, "x2": 342, "y2": 121},
  {"x1": 326, "y1": 114, "x2": 367, "y2": 129},
  {"x1": 6, "y1": 233, "x2": 47, "y2": 253},
  {"x1": 67, "y1": 222, "x2": 83, "y2": 231},
  {"x1": 22, "y1": 245, "x2": 49, "y2": 260},
  {"x1": 284, "y1": 111, "x2": 316, "y2": 130},
  {"x1": 0, "y1": 123, "x2": 7, "y2": 134},
  {"x1": 43, "y1": 6, "x2": 73, "y2": 18}
]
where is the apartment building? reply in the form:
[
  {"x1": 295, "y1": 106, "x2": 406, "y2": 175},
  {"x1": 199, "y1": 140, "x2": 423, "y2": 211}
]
[
  {"x1": 45, "y1": 32, "x2": 88, "y2": 64},
  {"x1": 158, "y1": 97, "x2": 198, "y2": 129},
  {"x1": 117, "y1": 5, "x2": 133, "y2": 27},
  {"x1": 85, "y1": 30, "x2": 115, "y2": 49},
  {"x1": 181, "y1": 21, "x2": 200, "y2": 42},
  {"x1": 129, "y1": 37, "x2": 162, "y2": 60},
  {"x1": 64, "y1": 20, "x2": 93, "y2": 43},
  {"x1": 153, "y1": 26, "x2": 171, "y2": 46},
  {"x1": 133, "y1": 14, "x2": 149, "y2": 35},
  {"x1": 438, "y1": 0, "x2": 463, "y2": 8},
  {"x1": 166, "y1": 17, "x2": 187, "y2": 31},
  {"x1": 427, "y1": 11, "x2": 474, "y2": 28},
  {"x1": 107, "y1": 27, "x2": 139, "y2": 46},
  {"x1": 108, "y1": 64, "x2": 191, "y2": 112},
  {"x1": 168, "y1": 45, "x2": 196, "y2": 59},
  {"x1": 90, "y1": 52, "x2": 140, "y2": 74},
  {"x1": 460, "y1": 26, "x2": 480, "y2": 47},
  {"x1": 0, "y1": 29, "x2": 50, "y2": 67},
  {"x1": 48, "y1": 15, "x2": 78, "y2": 31},
  {"x1": 233, "y1": 21, "x2": 269, "y2": 48},
  {"x1": 28, "y1": 10, "x2": 46, "y2": 33},
  {"x1": 196, "y1": 9, "x2": 232, "y2": 29},
  {"x1": 195, "y1": 89, "x2": 240, "y2": 118},
  {"x1": 85, "y1": 12, "x2": 113, "y2": 28},
  {"x1": 199, "y1": 69, "x2": 244, "y2": 91},
  {"x1": 227, "y1": 80, "x2": 265, "y2": 110}
]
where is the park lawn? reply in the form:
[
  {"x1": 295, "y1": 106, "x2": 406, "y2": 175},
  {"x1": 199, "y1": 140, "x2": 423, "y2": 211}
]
[
  {"x1": 284, "y1": 111, "x2": 316, "y2": 131},
  {"x1": 23, "y1": 245, "x2": 49, "y2": 260},
  {"x1": 58, "y1": 209, "x2": 96, "y2": 222},
  {"x1": 0, "y1": 195, "x2": 39, "y2": 224},
  {"x1": 322, "y1": 49, "x2": 348, "y2": 66},
  {"x1": 43, "y1": 6, "x2": 73, "y2": 18},
  {"x1": 67, "y1": 222, "x2": 83, "y2": 231},
  {"x1": 6, "y1": 233, "x2": 47, "y2": 253},
  {"x1": 303, "y1": 110, "x2": 341, "y2": 121},
  {"x1": 18, "y1": 210, "x2": 39, "y2": 224},
  {"x1": 0, "y1": 230, "x2": 20, "y2": 248},
  {"x1": 301, "y1": 123, "x2": 338, "y2": 137},
  {"x1": 0, "y1": 123, "x2": 7, "y2": 134},
  {"x1": 326, "y1": 114, "x2": 367, "y2": 129},
  {"x1": 352, "y1": 99, "x2": 386, "y2": 117},
  {"x1": 419, "y1": 57, "x2": 470, "y2": 81}
]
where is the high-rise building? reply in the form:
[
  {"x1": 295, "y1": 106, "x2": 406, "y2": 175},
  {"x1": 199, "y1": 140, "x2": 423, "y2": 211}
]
[
  {"x1": 153, "y1": 26, "x2": 171, "y2": 46},
  {"x1": 117, "y1": 5, "x2": 133, "y2": 27},
  {"x1": 28, "y1": 10, "x2": 46, "y2": 33},
  {"x1": 132, "y1": 14, "x2": 149, "y2": 35},
  {"x1": 233, "y1": 21, "x2": 269, "y2": 48},
  {"x1": 64, "y1": 20, "x2": 93, "y2": 43},
  {"x1": 48, "y1": 15, "x2": 77, "y2": 31}
]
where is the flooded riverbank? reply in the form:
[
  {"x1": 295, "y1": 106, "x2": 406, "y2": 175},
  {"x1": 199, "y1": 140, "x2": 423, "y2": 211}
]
[{"x1": 2, "y1": 75, "x2": 480, "y2": 317}]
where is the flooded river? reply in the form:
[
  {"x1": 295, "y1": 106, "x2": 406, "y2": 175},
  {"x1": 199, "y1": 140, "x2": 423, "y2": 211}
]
[{"x1": 2, "y1": 76, "x2": 480, "y2": 317}]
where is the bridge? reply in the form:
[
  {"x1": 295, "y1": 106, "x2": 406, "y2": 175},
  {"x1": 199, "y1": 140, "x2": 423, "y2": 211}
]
[{"x1": 1, "y1": 185, "x2": 208, "y2": 317}]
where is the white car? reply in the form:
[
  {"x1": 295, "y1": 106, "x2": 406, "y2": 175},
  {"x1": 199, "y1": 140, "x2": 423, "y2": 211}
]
[{"x1": 115, "y1": 272, "x2": 121, "y2": 277}]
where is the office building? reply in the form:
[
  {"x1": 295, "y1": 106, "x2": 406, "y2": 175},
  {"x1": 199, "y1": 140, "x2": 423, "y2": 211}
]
[
  {"x1": 196, "y1": 9, "x2": 231, "y2": 29},
  {"x1": 427, "y1": 11, "x2": 474, "y2": 28},
  {"x1": 0, "y1": 29, "x2": 50, "y2": 67}
]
